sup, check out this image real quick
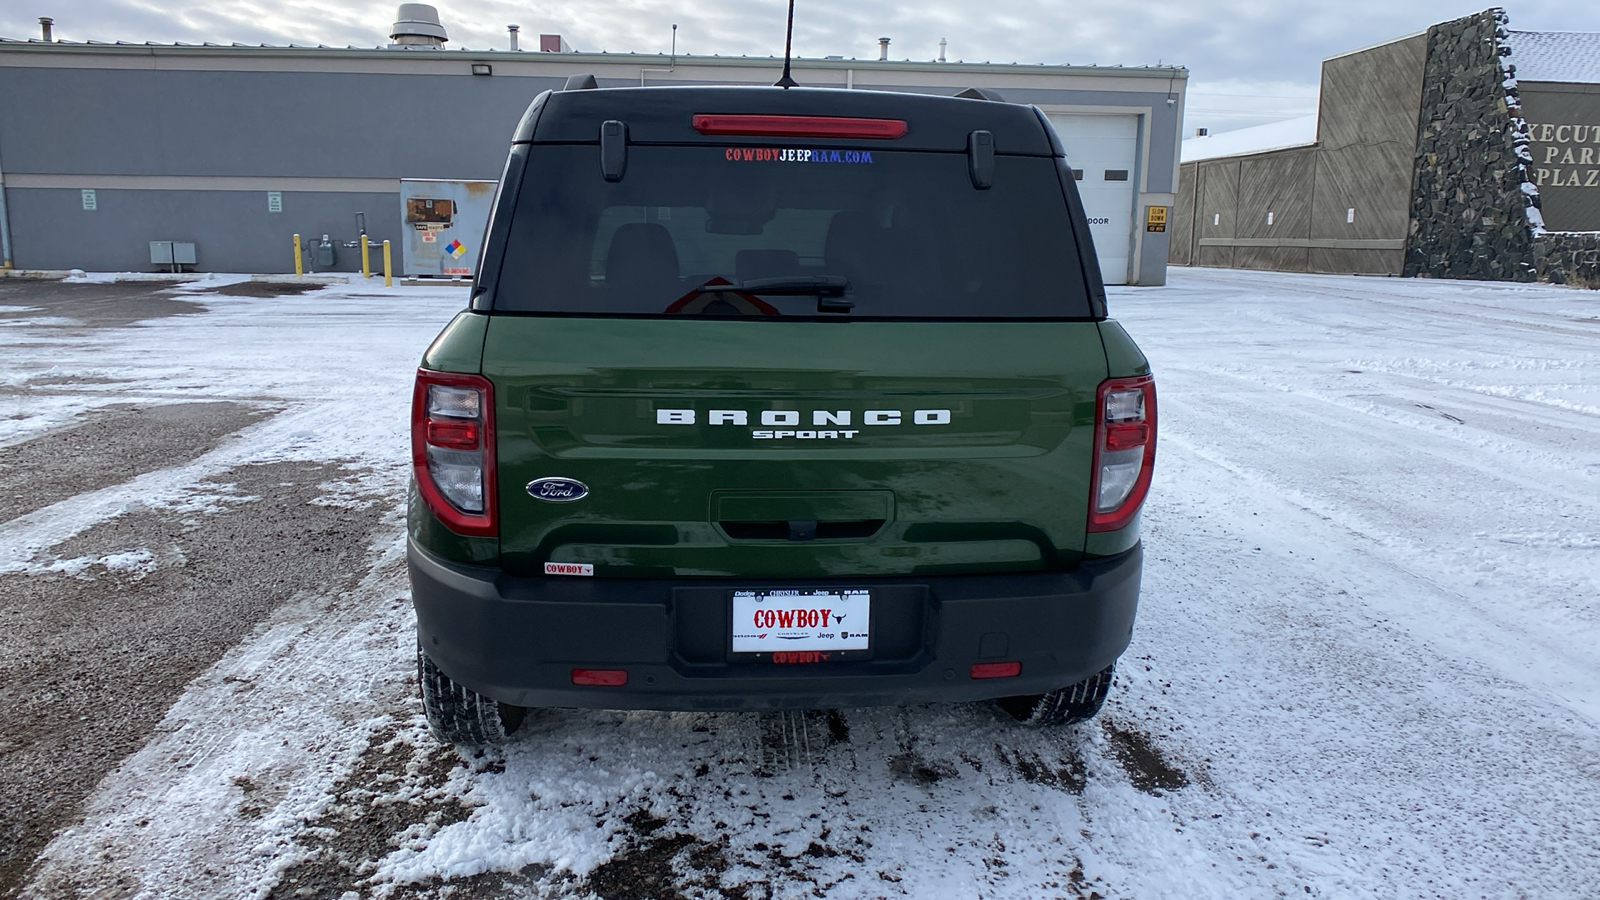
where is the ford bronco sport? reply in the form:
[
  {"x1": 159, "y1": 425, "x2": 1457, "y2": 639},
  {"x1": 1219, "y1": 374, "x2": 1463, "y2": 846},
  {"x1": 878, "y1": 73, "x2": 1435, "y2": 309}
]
[{"x1": 408, "y1": 82, "x2": 1156, "y2": 745}]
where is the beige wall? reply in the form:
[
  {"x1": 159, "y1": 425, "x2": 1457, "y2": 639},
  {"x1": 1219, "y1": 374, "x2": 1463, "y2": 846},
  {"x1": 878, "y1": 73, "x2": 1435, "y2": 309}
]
[{"x1": 1172, "y1": 32, "x2": 1427, "y2": 275}]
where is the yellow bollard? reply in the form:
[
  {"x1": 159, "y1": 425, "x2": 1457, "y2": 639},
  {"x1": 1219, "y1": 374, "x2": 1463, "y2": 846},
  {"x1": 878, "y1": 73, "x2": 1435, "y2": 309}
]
[
  {"x1": 360, "y1": 233, "x2": 371, "y2": 279},
  {"x1": 382, "y1": 240, "x2": 393, "y2": 287},
  {"x1": 293, "y1": 233, "x2": 303, "y2": 276}
]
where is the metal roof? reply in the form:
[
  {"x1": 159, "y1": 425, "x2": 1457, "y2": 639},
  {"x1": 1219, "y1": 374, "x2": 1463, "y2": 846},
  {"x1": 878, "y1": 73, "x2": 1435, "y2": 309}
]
[
  {"x1": 1507, "y1": 30, "x2": 1600, "y2": 85},
  {"x1": 0, "y1": 37, "x2": 1185, "y2": 78}
]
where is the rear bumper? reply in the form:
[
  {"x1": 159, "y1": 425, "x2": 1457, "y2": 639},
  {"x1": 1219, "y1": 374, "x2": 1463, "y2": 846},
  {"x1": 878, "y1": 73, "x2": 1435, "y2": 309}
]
[{"x1": 409, "y1": 539, "x2": 1142, "y2": 711}]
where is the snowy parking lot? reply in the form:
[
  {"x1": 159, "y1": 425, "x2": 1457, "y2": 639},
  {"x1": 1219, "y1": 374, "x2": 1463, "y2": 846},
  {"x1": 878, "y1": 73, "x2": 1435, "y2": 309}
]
[{"x1": 1, "y1": 268, "x2": 1597, "y2": 898}]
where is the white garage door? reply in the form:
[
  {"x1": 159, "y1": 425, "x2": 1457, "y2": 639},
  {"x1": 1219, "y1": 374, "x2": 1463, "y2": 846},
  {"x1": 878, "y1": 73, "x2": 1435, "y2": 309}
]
[{"x1": 1044, "y1": 113, "x2": 1139, "y2": 285}]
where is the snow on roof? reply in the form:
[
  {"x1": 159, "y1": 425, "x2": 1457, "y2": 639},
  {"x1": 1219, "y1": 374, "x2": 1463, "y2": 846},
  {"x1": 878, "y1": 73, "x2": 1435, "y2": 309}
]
[
  {"x1": 1507, "y1": 31, "x2": 1600, "y2": 84},
  {"x1": 1181, "y1": 115, "x2": 1318, "y2": 163}
]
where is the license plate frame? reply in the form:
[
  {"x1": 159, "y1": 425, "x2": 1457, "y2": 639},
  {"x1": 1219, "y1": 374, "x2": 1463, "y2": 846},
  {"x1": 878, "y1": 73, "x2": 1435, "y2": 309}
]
[{"x1": 728, "y1": 588, "x2": 872, "y2": 663}]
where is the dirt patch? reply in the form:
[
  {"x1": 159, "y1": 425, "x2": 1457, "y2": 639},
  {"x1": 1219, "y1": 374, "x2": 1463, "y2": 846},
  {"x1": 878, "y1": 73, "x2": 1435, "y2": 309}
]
[
  {"x1": 0, "y1": 281, "x2": 205, "y2": 328},
  {"x1": 264, "y1": 725, "x2": 472, "y2": 900},
  {"x1": 887, "y1": 751, "x2": 957, "y2": 787},
  {"x1": 751, "y1": 710, "x2": 847, "y2": 777},
  {"x1": 583, "y1": 809, "x2": 732, "y2": 900},
  {"x1": 994, "y1": 744, "x2": 1087, "y2": 793},
  {"x1": 1102, "y1": 722, "x2": 1189, "y2": 795},
  {"x1": 824, "y1": 709, "x2": 849, "y2": 744},
  {"x1": 0, "y1": 461, "x2": 383, "y2": 897},
  {"x1": 0, "y1": 402, "x2": 270, "y2": 523},
  {"x1": 195, "y1": 282, "x2": 325, "y2": 298}
]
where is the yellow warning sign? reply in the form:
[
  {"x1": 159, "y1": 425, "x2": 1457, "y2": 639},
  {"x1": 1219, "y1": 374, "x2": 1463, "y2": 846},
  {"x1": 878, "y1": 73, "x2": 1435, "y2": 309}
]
[{"x1": 1145, "y1": 205, "x2": 1169, "y2": 233}]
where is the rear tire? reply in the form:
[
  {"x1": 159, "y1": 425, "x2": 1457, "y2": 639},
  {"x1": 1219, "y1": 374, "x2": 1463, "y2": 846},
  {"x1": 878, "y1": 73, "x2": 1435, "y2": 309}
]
[
  {"x1": 418, "y1": 646, "x2": 526, "y2": 745},
  {"x1": 995, "y1": 664, "x2": 1114, "y2": 727}
]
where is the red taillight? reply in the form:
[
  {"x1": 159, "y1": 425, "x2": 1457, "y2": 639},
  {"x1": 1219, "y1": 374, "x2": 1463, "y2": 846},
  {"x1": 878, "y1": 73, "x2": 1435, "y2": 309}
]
[
  {"x1": 1087, "y1": 374, "x2": 1157, "y2": 534},
  {"x1": 425, "y1": 418, "x2": 480, "y2": 449},
  {"x1": 971, "y1": 661, "x2": 1022, "y2": 679},
  {"x1": 691, "y1": 114, "x2": 908, "y2": 139},
  {"x1": 572, "y1": 668, "x2": 628, "y2": 686},
  {"x1": 411, "y1": 369, "x2": 497, "y2": 537}
]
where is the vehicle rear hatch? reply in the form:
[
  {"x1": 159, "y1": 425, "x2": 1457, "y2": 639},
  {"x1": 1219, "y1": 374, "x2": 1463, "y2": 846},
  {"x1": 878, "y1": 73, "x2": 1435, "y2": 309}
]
[{"x1": 478, "y1": 87, "x2": 1110, "y2": 579}]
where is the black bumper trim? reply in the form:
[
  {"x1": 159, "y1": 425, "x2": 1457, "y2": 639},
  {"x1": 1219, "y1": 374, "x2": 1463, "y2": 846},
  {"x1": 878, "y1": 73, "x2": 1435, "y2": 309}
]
[{"x1": 409, "y1": 539, "x2": 1141, "y2": 711}]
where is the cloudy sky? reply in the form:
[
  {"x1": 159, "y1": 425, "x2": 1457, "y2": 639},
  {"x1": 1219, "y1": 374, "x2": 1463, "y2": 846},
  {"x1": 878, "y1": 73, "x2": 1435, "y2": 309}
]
[{"x1": 7, "y1": 1, "x2": 1600, "y2": 133}]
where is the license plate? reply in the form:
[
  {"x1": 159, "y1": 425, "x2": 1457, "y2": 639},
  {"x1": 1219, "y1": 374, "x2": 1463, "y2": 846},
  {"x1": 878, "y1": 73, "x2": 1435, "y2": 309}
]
[{"x1": 731, "y1": 589, "x2": 870, "y2": 654}]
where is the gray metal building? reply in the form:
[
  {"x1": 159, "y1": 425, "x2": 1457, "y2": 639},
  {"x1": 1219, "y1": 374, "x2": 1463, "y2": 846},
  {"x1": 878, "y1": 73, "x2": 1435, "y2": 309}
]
[{"x1": 0, "y1": 20, "x2": 1188, "y2": 284}]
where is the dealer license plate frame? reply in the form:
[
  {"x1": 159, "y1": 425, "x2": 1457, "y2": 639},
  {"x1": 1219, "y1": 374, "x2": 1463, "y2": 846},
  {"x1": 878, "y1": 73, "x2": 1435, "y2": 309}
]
[{"x1": 727, "y1": 588, "x2": 873, "y2": 663}]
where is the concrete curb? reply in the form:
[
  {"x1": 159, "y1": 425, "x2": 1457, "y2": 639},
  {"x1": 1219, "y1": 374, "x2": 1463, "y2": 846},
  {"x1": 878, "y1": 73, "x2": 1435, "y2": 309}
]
[{"x1": 0, "y1": 269, "x2": 73, "y2": 279}]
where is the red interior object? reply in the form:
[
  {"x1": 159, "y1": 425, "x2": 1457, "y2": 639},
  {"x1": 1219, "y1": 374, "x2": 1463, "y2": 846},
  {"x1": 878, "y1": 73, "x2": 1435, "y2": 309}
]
[{"x1": 691, "y1": 114, "x2": 908, "y2": 139}]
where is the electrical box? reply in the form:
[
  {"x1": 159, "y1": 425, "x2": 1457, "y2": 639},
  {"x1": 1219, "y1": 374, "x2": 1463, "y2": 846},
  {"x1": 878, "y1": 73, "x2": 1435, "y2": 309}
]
[
  {"x1": 149, "y1": 241, "x2": 197, "y2": 271},
  {"x1": 400, "y1": 179, "x2": 496, "y2": 277},
  {"x1": 313, "y1": 234, "x2": 336, "y2": 268}
]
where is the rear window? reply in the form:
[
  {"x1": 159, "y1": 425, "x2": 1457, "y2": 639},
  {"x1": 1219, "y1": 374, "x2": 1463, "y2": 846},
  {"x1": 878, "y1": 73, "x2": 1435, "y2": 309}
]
[{"x1": 492, "y1": 145, "x2": 1093, "y2": 319}]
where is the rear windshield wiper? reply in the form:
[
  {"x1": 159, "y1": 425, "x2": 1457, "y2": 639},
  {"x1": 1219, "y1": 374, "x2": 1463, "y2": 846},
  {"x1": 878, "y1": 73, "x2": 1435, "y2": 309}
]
[{"x1": 695, "y1": 276, "x2": 855, "y2": 312}]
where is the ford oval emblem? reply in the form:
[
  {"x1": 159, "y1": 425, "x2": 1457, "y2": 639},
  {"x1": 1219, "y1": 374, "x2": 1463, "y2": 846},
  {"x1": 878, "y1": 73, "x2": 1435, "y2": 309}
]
[{"x1": 526, "y1": 477, "x2": 589, "y2": 503}]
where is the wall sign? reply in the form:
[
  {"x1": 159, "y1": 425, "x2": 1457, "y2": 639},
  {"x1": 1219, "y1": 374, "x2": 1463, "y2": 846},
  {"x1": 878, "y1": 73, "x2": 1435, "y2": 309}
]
[
  {"x1": 267, "y1": 191, "x2": 283, "y2": 213},
  {"x1": 81, "y1": 189, "x2": 97, "y2": 211},
  {"x1": 1520, "y1": 85, "x2": 1600, "y2": 232},
  {"x1": 1145, "y1": 205, "x2": 1168, "y2": 232}
]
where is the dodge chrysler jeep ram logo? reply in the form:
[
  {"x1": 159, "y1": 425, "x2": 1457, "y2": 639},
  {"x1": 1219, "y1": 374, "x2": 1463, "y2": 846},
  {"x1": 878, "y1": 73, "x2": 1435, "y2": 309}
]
[
  {"x1": 655, "y1": 408, "x2": 951, "y2": 440},
  {"x1": 526, "y1": 477, "x2": 589, "y2": 502}
]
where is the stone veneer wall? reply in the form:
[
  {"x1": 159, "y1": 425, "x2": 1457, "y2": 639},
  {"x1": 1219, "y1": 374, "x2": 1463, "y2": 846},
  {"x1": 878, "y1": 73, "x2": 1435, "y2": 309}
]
[
  {"x1": 1535, "y1": 233, "x2": 1600, "y2": 287},
  {"x1": 1405, "y1": 9, "x2": 1540, "y2": 281},
  {"x1": 1406, "y1": 8, "x2": 1599, "y2": 288}
]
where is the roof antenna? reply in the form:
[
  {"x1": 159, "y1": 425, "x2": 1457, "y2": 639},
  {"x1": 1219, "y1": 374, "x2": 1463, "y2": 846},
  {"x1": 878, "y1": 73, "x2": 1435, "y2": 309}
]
[{"x1": 775, "y1": 0, "x2": 798, "y2": 88}]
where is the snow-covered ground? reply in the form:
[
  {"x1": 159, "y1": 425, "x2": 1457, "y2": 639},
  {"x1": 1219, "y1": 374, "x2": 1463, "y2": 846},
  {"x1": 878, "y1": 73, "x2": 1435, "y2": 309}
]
[{"x1": 5, "y1": 269, "x2": 1599, "y2": 898}]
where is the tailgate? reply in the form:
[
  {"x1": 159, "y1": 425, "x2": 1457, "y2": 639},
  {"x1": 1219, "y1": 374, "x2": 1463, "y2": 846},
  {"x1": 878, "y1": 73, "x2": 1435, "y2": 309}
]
[{"x1": 486, "y1": 316, "x2": 1107, "y2": 578}]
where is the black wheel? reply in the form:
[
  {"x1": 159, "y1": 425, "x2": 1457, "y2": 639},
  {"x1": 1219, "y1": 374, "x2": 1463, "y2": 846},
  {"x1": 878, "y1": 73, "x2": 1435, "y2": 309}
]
[
  {"x1": 417, "y1": 646, "x2": 526, "y2": 745},
  {"x1": 995, "y1": 664, "x2": 1115, "y2": 727}
]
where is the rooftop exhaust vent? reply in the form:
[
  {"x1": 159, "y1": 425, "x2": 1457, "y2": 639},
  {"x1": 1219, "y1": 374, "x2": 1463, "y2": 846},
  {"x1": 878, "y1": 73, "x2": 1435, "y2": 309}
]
[
  {"x1": 954, "y1": 87, "x2": 1005, "y2": 102},
  {"x1": 390, "y1": 3, "x2": 448, "y2": 48}
]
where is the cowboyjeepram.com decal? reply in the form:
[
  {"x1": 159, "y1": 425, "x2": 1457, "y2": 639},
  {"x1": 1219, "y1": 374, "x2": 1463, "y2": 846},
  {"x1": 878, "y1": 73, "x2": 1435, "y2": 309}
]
[
  {"x1": 656, "y1": 408, "x2": 951, "y2": 440},
  {"x1": 724, "y1": 147, "x2": 875, "y2": 164}
]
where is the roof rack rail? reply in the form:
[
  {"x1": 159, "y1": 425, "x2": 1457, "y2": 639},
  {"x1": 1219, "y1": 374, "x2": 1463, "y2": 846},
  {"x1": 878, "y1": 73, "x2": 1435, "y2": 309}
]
[
  {"x1": 562, "y1": 73, "x2": 598, "y2": 91},
  {"x1": 954, "y1": 87, "x2": 1005, "y2": 102}
]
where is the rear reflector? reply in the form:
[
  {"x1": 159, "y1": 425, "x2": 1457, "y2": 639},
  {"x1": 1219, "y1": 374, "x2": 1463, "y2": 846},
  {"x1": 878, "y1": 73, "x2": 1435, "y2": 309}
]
[
  {"x1": 691, "y1": 114, "x2": 908, "y2": 140},
  {"x1": 571, "y1": 668, "x2": 628, "y2": 686},
  {"x1": 970, "y1": 661, "x2": 1022, "y2": 679}
]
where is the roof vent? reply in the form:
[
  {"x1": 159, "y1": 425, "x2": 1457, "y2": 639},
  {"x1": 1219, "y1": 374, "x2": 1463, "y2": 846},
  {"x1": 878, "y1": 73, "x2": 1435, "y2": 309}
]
[
  {"x1": 878, "y1": 37, "x2": 890, "y2": 61},
  {"x1": 954, "y1": 87, "x2": 1005, "y2": 102},
  {"x1": 39, "y1": 17, "x2": 54, "y2": 42},
  {"x1": 390, "y1": 4, "x2": 448, "y2": 48}
]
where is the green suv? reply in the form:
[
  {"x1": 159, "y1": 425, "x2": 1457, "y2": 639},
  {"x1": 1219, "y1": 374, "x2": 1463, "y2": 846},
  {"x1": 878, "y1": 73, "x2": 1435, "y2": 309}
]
[{"x1": 408, "y1": 82, "x2": 1156, "y2": 745}]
